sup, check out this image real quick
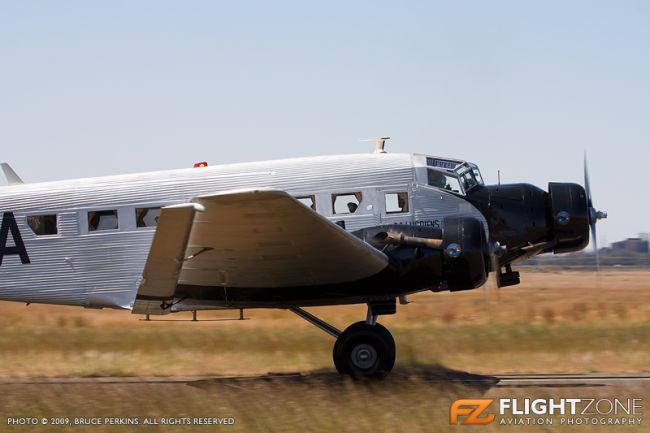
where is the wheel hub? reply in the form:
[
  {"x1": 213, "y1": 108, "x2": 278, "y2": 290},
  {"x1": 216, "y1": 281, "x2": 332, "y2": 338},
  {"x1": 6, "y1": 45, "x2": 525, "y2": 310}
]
[{"x1": 351, "y1": 343, "x2": 377, "y2": 369}]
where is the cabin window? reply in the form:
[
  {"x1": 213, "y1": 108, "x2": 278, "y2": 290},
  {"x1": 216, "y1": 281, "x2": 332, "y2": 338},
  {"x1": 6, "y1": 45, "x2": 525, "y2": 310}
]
[
  {"x1": 332, "y1": 192, "x2": 362, "y2": 215},
  {"x1": 26, "y1": 214, "x2": 58, "y2": 236},
  {"x1": 136, "y1": 207, "x2": 161, "y2": 228},
  {"x1": 385, "y1": 192, "x2": 409, "y2": 214},
  {"x1": 88, "y1": 210, "x2": 119, "y2": 231},
  {"x1": 295, "y1": 196, "x2": 316, "y2": 211}
]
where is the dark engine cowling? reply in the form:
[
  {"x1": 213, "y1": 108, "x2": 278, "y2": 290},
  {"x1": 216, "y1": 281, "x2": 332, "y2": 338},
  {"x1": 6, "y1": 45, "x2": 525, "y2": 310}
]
[
  {"x1": 441, "y1": 216, "x2": 488, "y2": 291},
  {"x1": 548, "y1": 183, "x2": 589, "y2": 253},
  {"x1": 355, "y1": 217, "x2": 488, "y2": 292},
  {"x1": 465, "y1": 182, "x2": 591, "y2": 264},
  {"x1": 464, "y1": 183, "x2": 549, "y2": 254}
]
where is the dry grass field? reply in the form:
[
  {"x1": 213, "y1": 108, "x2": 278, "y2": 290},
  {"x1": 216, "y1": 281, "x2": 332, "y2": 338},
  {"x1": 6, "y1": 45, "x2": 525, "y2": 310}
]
[
  {"x1": 0, "y1": 270, "x2": 647, "y2": 377},
  {"x1": 0, "y1": 270, "x2": 648, "y2": 432}
]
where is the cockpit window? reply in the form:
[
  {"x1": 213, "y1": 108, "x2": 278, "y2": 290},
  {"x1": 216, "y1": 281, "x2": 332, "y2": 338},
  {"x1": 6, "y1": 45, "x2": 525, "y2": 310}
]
[
  {"x1": 470, "y1": 164, "x2": 484, "y2": 185},
  {"x1": 427, "y1": 169, "x2": 463, "y2": 194},
  {"x1": 460, "y1": 170, "x2": 478, "y2": 191},
  {"x1": 456, "y1": 164, "x2": 484, "y2": 193}
]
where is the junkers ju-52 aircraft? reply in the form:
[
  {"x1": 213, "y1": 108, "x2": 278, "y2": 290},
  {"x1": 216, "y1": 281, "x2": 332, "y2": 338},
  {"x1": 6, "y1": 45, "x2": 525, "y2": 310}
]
[{"x1": 0, "y1": 139, "x2": 606, "y2": 377}]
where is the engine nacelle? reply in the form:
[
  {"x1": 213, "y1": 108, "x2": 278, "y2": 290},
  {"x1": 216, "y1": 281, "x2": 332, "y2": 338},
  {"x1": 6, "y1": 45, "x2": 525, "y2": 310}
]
[
  {"x1": 441, "y1": 216, "x2": 488, "y2": 291},
  {"x1": 548, "y1": 182, "x2": 590, "y2": 253}
]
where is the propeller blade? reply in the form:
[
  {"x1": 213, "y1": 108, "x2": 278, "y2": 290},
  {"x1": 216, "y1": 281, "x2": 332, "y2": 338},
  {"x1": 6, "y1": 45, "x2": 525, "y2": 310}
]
[
  {"x1": 591, "y1": 219, "x2": 600, "y2": 272},
  {"x1": 584, "y1": 152, "x2": 593, "y2": 209},
  {"x1": 584, "y1": 152, "x2": 605, "y2": 272}
]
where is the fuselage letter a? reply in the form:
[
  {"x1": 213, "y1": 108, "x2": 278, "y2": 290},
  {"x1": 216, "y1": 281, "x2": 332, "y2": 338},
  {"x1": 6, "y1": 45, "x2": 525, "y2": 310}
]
[{"x1": 0, "y1": 212, "x2": 30, "y2": 266}]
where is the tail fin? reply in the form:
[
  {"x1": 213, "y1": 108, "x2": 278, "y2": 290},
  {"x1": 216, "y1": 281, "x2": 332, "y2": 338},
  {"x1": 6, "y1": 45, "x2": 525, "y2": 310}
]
[{"x1": 1, "y1": 163, "x2": 24, "y2": 185}]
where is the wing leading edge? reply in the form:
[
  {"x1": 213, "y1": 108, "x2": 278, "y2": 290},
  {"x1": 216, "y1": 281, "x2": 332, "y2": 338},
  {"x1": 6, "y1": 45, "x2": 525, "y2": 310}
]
[{"x1": 133, "y1": 190, "x2": 389, "y2": 315}]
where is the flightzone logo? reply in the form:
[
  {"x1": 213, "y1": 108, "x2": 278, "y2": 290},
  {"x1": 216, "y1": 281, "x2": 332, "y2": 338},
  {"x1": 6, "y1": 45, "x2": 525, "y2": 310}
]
[
  {"x1": 450, "y1": 399, "x2": 495, "y2": 425},
  {"x1": 450, "y1": 398, "x2": 643, "y2": 426}
]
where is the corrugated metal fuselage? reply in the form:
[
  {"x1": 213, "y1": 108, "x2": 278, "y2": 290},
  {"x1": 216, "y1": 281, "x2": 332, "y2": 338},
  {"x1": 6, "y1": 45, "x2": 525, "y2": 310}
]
[{"x1": 0, "y1": 153, "x2": 486, "y2": 311}]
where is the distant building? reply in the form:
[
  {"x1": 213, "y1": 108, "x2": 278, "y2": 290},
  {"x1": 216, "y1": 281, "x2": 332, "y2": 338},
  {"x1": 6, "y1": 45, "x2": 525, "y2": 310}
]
[{"x1": 611, "y1": 238, "x2": 649, "y2": 254}]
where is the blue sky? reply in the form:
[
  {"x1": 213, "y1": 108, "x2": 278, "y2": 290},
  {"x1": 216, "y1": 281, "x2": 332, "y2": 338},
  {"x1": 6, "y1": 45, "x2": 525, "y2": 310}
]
[{"x1": 1, "y1": 1, "x2": 648, "y2": 246}]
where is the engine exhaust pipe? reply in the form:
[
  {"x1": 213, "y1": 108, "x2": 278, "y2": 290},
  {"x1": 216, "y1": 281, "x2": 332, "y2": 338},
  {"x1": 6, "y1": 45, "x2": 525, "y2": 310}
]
[{"x1": 375, "y1": 231, "x2": 443, "y2": 249}]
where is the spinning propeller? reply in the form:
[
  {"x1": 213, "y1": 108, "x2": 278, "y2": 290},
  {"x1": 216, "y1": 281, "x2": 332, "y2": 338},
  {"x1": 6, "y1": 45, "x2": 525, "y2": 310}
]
[{"x1": 584, "y1": 153, "x2": 608, "y2": 271}]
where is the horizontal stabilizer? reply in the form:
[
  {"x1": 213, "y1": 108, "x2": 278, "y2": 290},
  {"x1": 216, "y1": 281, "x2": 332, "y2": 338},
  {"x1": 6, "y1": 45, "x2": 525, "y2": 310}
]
[{"x1": 1, "y1": 163, "x2": 24, "y2": 185}]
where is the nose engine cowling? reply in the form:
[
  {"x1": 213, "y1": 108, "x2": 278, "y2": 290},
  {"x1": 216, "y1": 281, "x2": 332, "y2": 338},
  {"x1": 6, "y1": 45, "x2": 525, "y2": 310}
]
[{"x1": 466, "y1": 182, "x2": 592, "y2": 265}]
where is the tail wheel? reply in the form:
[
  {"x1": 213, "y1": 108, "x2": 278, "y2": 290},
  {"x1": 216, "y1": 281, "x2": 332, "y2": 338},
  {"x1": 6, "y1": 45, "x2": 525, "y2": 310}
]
[{"x1": 333, "y1": 321, "x2": 396, "y2": 378}]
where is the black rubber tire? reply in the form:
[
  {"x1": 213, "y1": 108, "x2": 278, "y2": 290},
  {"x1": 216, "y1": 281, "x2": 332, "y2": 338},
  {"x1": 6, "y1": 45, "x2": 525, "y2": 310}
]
[{"x1": 332, "y1": 321, "x2": 396, "y2": 378}]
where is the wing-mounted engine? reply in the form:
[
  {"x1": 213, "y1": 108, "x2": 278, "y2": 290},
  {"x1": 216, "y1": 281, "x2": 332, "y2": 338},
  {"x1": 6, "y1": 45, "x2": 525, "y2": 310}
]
[
  {"x1": 548, "y1": 183, "x2": 589, "y2": 253},
  {"x1": 355, "y1": 216, "x2": 489, "y2": 292},
  {"x1": 440, "y1": 217, "x2": 488, "y2": 291}
]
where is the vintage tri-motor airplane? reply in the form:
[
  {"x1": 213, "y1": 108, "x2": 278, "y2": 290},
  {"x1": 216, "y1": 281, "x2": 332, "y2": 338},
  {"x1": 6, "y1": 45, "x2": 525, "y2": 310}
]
[{"x1": 0, "y1": 139, "x2": 606, "y2": 377}]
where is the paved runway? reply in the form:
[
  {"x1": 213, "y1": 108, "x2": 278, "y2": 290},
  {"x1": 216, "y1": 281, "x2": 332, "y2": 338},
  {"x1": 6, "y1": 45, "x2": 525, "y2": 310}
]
[
  {"x1": 1, "y1": 372, "x2": 648, "y2": 386},
  {"x1": 494, "y1": 373, "x2": 650, "y2": 388}
]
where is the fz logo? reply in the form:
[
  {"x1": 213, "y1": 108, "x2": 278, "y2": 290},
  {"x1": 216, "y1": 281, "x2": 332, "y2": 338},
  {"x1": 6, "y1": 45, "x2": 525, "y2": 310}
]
[
  {"x1": 450, "y1": 399, "x2": 495, "y2": 425},
  {"x1": 0, "y1": 212, "x2": 30, "y2": 266}
]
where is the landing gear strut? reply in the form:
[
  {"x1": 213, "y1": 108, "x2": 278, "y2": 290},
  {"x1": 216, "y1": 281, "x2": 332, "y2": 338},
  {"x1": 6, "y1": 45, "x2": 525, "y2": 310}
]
[{"x1": 290, "y1": 301, "x2": 397, "y2": 378}]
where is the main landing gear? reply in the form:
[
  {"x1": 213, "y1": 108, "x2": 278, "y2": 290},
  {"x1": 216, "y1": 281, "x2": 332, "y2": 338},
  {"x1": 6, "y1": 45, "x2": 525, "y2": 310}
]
[{"x1": 290, "y1": 301, "x2": 396, "y2": 378}]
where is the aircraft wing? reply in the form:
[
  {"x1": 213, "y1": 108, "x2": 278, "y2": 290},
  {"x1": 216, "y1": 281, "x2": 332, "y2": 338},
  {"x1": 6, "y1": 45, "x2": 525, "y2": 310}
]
[{"x1": 132, "y1": 190, "x2": 389, "y2": 315}]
